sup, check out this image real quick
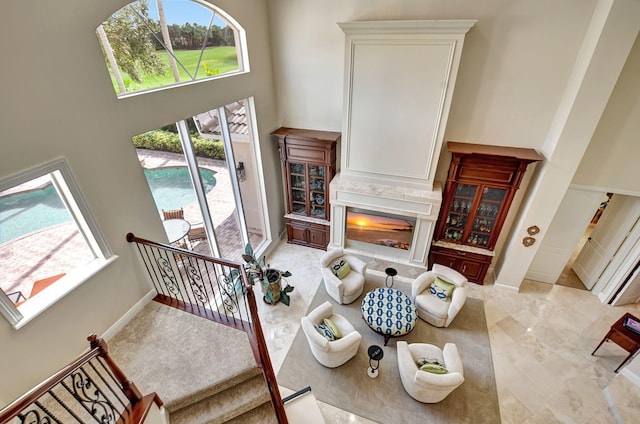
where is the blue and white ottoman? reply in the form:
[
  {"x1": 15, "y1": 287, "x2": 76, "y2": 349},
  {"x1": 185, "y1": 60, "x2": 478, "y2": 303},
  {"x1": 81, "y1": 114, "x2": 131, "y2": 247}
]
[{"x1": 361, "y1": 287, "x2": 417, "y2": 346}]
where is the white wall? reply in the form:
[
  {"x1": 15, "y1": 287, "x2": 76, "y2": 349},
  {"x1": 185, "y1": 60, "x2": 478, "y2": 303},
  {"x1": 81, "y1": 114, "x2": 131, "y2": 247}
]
[
  {"x1": 572, "y1": 33, "x2": 640, "y2": 195},
  {"x1": 267, "y1": 0, "x2": 640, "y2": 287},
  {"x1": 0, "y1": 0, "x2": 279, "y2": 405},
  {"x1": 268, "y1": 0, "x2": 597, "y2": 150}
]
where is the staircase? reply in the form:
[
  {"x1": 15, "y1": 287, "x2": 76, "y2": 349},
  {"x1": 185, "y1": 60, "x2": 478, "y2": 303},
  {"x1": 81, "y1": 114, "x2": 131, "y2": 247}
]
[
  {"x1": 121, "y1": 233, "x2": 287, "y2": 423},
  {"x1": 0, "y1": 234, "x2": 307, "y2": 424},
  {"x1": 108, "y1": 301, "x2": 278, "y2": 423}
]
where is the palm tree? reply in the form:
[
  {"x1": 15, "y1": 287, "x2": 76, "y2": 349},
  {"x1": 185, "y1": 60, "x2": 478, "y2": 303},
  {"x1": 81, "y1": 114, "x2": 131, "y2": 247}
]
[
  {"x1": 157, "y1": 0, "x2": 180, "y2": 83},
  {"x1": 96, "y1": 25, "x2": 126, "y2": 94}
]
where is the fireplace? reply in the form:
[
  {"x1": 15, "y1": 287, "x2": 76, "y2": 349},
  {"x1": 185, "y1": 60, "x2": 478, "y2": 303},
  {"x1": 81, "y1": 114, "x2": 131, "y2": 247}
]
[
  {"x1": 329, "y1": 173, "x2": 441, "y2": 268},
  {"x1": 346, "y1": 207, "x2": 415, "y2": 251},
  {"x1": 329, "y1": 20, "x2": 474, "y2": 269}
]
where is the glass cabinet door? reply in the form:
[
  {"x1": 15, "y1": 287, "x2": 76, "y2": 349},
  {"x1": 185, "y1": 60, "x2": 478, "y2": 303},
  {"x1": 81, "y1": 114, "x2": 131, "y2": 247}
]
[
  {"x1": 442, "y1": 184, "x2": 478, "y2": 242},
  {"x1": 308, "y1": 165, "x2": 326, "y2": 218},
  {"x1": 289, "y1": 162, "x2": 306, "y2": 214},
  {"x1": 288, "y1": 162, "x2": 328, "y2": 219},
  {"x1": 467, "y1": 187, "x2": 507, "y2": 247}
]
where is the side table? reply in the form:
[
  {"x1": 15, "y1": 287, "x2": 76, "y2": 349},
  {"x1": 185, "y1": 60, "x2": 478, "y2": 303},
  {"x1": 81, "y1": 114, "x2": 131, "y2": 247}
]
[
  {"x1": 385, "y1": 267, "x2": 397, "y2": 288},
  {"x1": 592, "y1": 312, "x2": 640, "y2": 372}
]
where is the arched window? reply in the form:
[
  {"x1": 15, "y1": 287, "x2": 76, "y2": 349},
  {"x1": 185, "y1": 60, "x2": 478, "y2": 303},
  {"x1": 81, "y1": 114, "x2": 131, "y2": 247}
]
[{"x1": 96, "y1": 0, "x2": 247, "y2": 96}]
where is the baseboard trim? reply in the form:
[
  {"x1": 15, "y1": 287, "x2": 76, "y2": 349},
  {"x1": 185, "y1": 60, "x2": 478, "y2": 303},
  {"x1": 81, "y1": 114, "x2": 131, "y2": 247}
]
[
  {"x1": 602, "y1": 386, "x2": 623, "y2": 424},
  {"x1": 621, "y1": 366, "x2": 640, "y2": 388},
  {"x1": 102, "y1": 290, "x2": 156, "y2": 341},
  {"x1": 493, "y1": 282, "x2": 520, "y2": 292}
]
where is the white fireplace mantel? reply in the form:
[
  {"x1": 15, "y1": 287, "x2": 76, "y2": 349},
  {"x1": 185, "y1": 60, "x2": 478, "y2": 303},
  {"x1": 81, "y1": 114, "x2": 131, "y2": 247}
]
[
  {"x1": 338, "y1": 19, "x2": 476, "y2": 191},
  {"x1": 329, "y1": 173, "x2": 442, "y2": 267},
  {"x1": 329, "y1": 20, "x2": 475, "y2": 268}
]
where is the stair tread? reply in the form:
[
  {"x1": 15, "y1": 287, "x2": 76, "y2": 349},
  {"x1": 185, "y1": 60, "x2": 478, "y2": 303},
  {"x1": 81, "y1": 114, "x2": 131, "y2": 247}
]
[
  {"x1": 225, "y1": 400, "x2": 279, "y2": 424},
  {"x1": 108, "y1": 301, "x2": 259, "y2": 412},
  {"x1": 170, "y1": 374, "x2": 272, "y2": 424}
]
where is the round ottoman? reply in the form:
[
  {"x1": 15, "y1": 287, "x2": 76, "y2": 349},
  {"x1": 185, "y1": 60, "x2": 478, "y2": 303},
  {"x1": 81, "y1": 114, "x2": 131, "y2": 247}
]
[{"x1": 361, "y1": 287, "x2": 417, "y2": 345}]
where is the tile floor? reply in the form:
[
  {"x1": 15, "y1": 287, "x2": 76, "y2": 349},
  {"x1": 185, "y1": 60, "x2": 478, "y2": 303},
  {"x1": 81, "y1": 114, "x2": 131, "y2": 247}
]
[{"x1": 260, "y1": 238, "x2": 640, "y2": 424}]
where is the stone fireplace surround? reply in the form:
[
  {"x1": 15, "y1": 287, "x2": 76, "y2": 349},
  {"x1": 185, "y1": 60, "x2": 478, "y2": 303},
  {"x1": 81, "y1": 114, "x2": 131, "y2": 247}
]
[{"x1": 328, "y1": 173, "x2": 441, "y2": 272}]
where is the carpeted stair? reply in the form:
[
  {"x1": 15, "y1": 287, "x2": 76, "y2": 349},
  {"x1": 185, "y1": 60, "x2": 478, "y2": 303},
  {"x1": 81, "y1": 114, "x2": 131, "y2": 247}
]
[{"x1": 108, "y1": 301, "x2": 277, "y2": 423}]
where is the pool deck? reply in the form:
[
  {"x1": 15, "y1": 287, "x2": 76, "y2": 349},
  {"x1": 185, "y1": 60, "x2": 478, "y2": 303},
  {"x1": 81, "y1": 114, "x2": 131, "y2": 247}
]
[{"x1": 1, "y1": 149, "x2": 263, "y2": 303}]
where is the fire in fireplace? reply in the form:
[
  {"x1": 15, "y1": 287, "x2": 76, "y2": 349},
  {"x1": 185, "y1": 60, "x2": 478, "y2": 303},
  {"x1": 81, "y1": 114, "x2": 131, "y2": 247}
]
[{"x1": 346, "y1": 208, "x2": 416, "y2": 251}]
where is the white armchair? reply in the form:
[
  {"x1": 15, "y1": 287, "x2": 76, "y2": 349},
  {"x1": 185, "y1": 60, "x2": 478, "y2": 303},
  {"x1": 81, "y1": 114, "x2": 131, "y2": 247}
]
[
  {"x1": 412, "y1": 264, "x2": 468, "y2": 328},
  {"x1": 397, "y1": 341, "x2": 464, "y2": 403},
  {"x1": 320, "y1": 248, "x2": 367, "y2": 305},
  {"x1": 301, "y1": 301, "x2": 362, "y2": 368}
]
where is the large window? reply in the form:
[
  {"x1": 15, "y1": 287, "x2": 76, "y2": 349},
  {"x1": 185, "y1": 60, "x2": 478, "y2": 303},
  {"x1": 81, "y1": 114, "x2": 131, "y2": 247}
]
[
  {"x1": 97, "y1": 0, "x2": 248, "y2": 96},
  {"x1": 0, "y1": 160, "x2": 115, "y2": 328},
  {"x1": 133, "y1": 98, "x2": 269, "y2": 261}
]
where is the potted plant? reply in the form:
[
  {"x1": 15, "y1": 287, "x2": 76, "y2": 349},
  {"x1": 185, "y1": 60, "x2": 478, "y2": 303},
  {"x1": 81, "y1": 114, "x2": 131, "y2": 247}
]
[{"x1": 240, "y1": 244, "x2": 294, "y2": 306}]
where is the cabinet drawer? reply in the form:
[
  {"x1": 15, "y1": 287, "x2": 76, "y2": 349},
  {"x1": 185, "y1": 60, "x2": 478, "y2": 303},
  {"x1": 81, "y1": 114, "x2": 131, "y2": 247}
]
[
  {"x1": 456, "y1": 156, "x2": 520, "y2": 185},
  {"x1": 608, "y1": 330, "x2": 639, "y2": 353},
  {"x1": 430, "y1": 252, "x2": 459, "y2": 270},
  {"x1": 447, "y1": 249, "x2": 490, "y2": 262},
  {"x1": 286, "y1": 145, "x2": 329, "y2": 162}
]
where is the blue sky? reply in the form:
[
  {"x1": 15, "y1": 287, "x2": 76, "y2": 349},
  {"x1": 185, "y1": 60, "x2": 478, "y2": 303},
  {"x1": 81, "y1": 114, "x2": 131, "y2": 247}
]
[{"x1": 146, "y1": 0, "x2": 228, "y2": 27}]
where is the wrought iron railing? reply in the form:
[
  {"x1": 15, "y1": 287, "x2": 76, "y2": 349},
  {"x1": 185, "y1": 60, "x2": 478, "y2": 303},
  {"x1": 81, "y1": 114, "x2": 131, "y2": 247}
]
[
  {"x1": 0, "y1": 335, "x2": 162, "y2": 424},
  {"x1": 125, "y1": 233, "x2": 287, "y2": 424}
]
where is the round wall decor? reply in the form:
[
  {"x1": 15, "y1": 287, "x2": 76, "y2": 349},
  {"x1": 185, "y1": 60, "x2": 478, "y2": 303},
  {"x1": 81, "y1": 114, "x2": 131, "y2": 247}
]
[
  {"x1": 522, "y1": 237, "x2": 536, "y2": 247},
  {"x1": 527, "y1": 225, "x2": 540, "y2": 235}
]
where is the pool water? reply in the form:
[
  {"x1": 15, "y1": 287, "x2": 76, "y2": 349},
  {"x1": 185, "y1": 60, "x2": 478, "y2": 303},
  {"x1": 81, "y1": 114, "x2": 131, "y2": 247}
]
[
  {"x1": 0, "y1": 167, "x2": 217, "y2": 244},
  {"x1": 144, "y1": 167, "x2": 217, "y2": 211},
  {"x1": 0, "y1": 185, "x2": 72, "y2": 244}
]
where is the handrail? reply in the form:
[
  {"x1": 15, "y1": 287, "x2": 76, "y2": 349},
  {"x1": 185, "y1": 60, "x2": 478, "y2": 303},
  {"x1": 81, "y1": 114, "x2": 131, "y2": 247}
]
[
  {"x1": 0, "y1": 334, "x2": 162, "y2": 424},
  {"x1": 125, "y1": 232, "x2": 288, "y2": 423}
]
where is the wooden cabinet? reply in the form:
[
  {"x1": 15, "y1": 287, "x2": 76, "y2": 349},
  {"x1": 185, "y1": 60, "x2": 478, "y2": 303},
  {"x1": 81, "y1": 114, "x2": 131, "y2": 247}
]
[
  {"x1": 285, "y1": 218, "x2": 328, "y2": 250},
  {"x1": 430, "y1": 142, "x2": 543, "y2": 284},
  {"x1": 429, "y1": 245, "x2": 492, "y2": 283},
  {"x1": 272, "y1": 127, "x2": 340, "y2": 250}
]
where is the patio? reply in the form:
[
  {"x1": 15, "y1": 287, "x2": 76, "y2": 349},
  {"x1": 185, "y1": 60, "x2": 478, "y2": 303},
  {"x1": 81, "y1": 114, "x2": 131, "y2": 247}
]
[{"x1": 1, "y1": 149, "x2": 263, "y2": 305}]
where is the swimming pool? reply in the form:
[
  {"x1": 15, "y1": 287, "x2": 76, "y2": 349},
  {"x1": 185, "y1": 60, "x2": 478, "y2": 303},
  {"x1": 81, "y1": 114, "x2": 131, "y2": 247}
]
[
  {"x1": 0, "y1": 167, "x2": 217, "y2": 244},
  {"x1": 0, "y1": 185, "x2": 72, "y2": 244},
  {"x1": 144, "y1": 166, "x2": 217, "y2": 211}
]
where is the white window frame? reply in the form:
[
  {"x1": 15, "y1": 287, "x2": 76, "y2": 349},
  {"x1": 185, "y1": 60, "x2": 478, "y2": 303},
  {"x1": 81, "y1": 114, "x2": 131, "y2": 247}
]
[
  {"x1": 101, "y1": 0, "x2": 250, "y2": 99},
  {"x1": 0, "y1": 158, "x2": 116, "y2": 329}
]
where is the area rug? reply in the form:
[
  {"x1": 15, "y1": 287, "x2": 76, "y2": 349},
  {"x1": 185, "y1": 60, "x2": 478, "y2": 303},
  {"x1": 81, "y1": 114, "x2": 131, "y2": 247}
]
[{"x1": 277, "y1": 280, "x2": 501, "y2": 424}]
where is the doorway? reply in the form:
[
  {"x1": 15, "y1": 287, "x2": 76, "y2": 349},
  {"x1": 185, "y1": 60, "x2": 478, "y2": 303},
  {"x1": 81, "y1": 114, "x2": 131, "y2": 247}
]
[
  {"x1": 556, "y1": 223, "x2": 594, "y2": 290},
  {"x1": 573, "y1": 194, "x2": 640, "y2": 298},
  {"x1": 527, "y1": 189, "x2": 640, "y2": 306},
  {"x1": 556, "y1": 194, "x2": 610, "y2": 290}
]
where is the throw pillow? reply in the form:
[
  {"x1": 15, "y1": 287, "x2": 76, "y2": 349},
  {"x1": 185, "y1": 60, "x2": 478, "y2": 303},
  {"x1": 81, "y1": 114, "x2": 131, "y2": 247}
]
[
  {"x1": 429, "y1": 276, "x2": 456, "y2": 301},
  {"x1": 331, "y1": 257, "x2": 351, "y2": 280},
  {"x1": 323, "y1": 318, "x2": 342, "y2": 339},
  {"x1": 315, "y1": 323, "x2": 336, "y2": 341},
  {"x1": 419, "y1": 363, "x2": 449, "y2": 374},
  {"x1": 416, "y1": 357, "x2": 442, "y2": 367}
]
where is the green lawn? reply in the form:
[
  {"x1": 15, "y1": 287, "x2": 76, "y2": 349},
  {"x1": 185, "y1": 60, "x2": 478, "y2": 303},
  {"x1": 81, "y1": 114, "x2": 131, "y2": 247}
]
[{"x1": 110, "y1": 46, "x2": 239, "y2": 93}]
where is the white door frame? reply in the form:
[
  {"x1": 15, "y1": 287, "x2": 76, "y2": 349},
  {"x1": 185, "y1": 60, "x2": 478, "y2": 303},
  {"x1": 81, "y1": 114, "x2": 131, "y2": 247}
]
[
  {"x1": 572, "y1": 195, "x2": 640, "y2": 290},
  {"x1": 593, "y1": 214, "x2": 640, "y2": 302}
]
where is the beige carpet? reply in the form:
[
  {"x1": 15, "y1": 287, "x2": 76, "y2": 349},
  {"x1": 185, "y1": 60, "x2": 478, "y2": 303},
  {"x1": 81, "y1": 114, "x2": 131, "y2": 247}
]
[{"x1": 278, "y1": 280, "x2": 500, "y2": 424}]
